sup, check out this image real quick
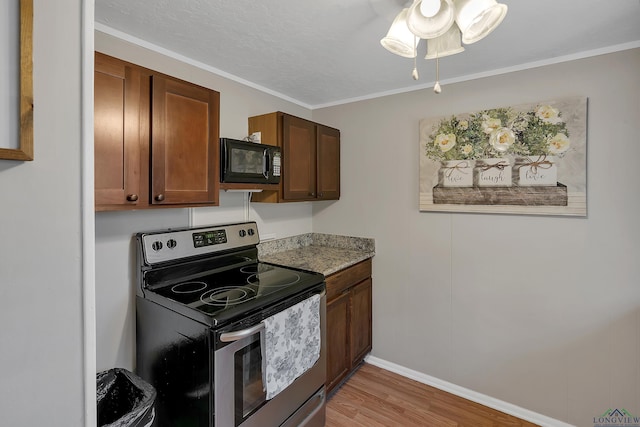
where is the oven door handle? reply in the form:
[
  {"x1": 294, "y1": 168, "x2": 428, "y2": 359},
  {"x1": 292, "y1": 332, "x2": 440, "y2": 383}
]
[{"x1": 220, "y1": 322, "x2": 265, "y2": 342}]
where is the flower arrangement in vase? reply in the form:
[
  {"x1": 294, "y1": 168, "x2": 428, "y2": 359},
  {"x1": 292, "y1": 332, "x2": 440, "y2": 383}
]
[
  {"x1": 424, "y1": 104, "x2": 572, "y2": 188},
  {"x1": 510, "y1": 105, "x2": 571, "y2": 186},
  {"x1": 423, "y1": 115, "x2": 480, "y2": 187}
]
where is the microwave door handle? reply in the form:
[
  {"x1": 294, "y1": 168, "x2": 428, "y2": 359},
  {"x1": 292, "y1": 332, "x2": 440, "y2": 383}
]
[{"x1": 263, "y1": 149, "x2": 270, "y2": 179}]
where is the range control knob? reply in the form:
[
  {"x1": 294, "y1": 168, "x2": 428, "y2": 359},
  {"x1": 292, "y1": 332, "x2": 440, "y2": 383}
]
[
  {"x1": 167, "y1": 239, "x2": 177, "y2": 249},
  {"x1": 239, "y1": 230, "x2": 247, "y2": 237},
  {"x1": 151, "y1": 241, "x2": 163, "y2": 251},
  {"x1": 247, "y1": 228, "x2": 255, "y2": 236}
]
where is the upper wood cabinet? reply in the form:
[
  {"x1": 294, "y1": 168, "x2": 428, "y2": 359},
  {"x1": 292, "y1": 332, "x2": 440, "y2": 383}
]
[
  {"x1": 248, "y1": 112, "x2": 340, "y2": 202},
  {"x1": 282, "y1": 115, "x2": 316, "y2": 200},
  {"x1": 94, "y1": 52, "x2": 220, "y2": 211},
  {"x1": 316, "y1": 124, "x2": 340, "y2": 200},
  {"x1": 94, "y1": 53, "x2": 142, "y2": 207},
  {"x1": 150, "y1": 75, "x2": 219, "y2": 205}
]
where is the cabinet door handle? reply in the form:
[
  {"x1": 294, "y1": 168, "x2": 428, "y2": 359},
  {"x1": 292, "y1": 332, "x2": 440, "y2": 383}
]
[
  {"x1": 126, "y1": 194, "x2": 139, "y2": 202},
  {"x1": 155, "y1": 194, "x2": 165, "y2": 202}
]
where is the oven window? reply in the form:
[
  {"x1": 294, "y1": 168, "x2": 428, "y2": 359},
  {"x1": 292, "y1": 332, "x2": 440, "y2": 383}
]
[
  {"x1": 234, "y1": 338, "x2": 266, "y2": 425},
  {"x1": 230, "y1": 148, "x2": 263, "y2": 175}
]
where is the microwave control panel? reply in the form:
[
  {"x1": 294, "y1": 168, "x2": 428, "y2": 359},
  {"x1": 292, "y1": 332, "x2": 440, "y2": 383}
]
[{"x1": 272, "y1": 152, "x2": 281, "y2": 176}]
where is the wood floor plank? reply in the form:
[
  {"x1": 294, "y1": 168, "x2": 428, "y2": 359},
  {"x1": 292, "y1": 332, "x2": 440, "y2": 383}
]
[{"x1": 326, "y1": 363, "x2": 540, "y2": 427}]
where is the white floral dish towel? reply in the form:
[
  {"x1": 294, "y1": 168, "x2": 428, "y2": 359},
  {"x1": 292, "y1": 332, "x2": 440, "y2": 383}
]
[{"x1": 262, "y1": 293, "x2": 321, "y2": 400}]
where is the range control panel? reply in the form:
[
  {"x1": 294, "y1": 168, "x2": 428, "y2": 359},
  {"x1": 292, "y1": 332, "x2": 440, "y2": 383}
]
[
  {"x1": 193, "y1": 229, "x2": 228, "y2": 248},
  {"x1": 139, "y1": 222, "x2": 260, "y2": 265}
]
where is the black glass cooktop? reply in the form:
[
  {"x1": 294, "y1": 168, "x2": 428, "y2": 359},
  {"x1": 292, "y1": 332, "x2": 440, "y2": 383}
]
[{"x1": 143, "y1": 261, "x2": 324, "y2": 326}]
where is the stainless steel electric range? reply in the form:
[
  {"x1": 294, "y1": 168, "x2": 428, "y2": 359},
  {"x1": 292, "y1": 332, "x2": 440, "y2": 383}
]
[{"x1": 135, "y1": 222, "x2": 326, "y2": 427}]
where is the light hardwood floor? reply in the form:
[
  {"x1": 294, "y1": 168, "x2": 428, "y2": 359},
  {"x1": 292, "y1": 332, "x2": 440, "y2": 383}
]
[{"x1": 325, "y1": 363, "x2": 540, "y2": 427}]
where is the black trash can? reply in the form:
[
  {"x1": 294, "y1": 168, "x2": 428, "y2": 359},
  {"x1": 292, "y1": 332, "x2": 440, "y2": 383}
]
[{"x1": 97, "y1": 368, "x2": 156, "y2": 427}]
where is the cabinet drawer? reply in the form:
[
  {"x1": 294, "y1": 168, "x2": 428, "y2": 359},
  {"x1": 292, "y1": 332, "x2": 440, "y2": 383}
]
[{"x1": 325, "y1": 259, "x2": 372, "y2": 301}]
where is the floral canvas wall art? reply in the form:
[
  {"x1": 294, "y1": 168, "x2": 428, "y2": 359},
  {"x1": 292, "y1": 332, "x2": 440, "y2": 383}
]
[{"x1": 419, "y1": 96, "x2": 587, "y2": 216}]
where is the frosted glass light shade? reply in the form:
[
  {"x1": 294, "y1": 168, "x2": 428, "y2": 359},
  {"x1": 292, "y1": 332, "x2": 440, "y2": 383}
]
[
  {"x1": 407, "y1": 0, "x2": 455, "y2": 39},
  {"x1": 424, "y1": 23, "x2": 465, "y2": 59},
  {"x1": 454, "y1": 0, "x2": 507, "y2": 44},
  {"x1": 420, "y1": 0, "x2": 441, "y2": 17},
  {"x1": 380, "y1": 8, "x2": 419, "y2": 58}
]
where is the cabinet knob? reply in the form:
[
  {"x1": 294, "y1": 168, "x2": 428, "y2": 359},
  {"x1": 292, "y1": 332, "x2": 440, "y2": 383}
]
[
  {"x1": 155, "y1": 194, "x2": 165, "y2": 202},
  {"x1": 126, "y1": 194, "x2": 139, "y2": 202},
  {"x1": 318, "y1": 192, "x2": 323, "y2": 197},
  {"x1": 309, "y1": 192, "x2": 315, "y2": 197}
]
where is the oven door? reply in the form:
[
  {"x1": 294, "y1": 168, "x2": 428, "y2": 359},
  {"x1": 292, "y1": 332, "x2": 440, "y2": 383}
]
[{"x1": 214, "y1": 291, "x2": 326, "y2": 427}]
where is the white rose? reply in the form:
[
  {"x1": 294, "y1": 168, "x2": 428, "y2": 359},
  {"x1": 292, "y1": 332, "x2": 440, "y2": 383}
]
[
  {"x1": 482, "y1": 118, "x2": 501, "y2": 134},
  {"x1": 548, "y1": 133, "x2": 570, "y2": 154},
  {"x1": 489, "y1": 127, "x2": 515, "y2": 153},
  {"x1": 536, "y1": 105, "x2": 563, "y2": 124},
  {"x1": 435, "y1": 133, "x2": 456, "y2": 153},
  {"x1": 461, "y1": 144, "x2": 473, "y2": 156},
  {"x1": 458, "y1": 120, "x2": 469, "y2": 130}
]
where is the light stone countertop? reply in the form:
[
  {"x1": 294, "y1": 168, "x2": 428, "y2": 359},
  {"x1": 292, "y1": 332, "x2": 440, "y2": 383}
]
[{"x1": 258, "y1": 233, "x2": 375, "y2": 277}]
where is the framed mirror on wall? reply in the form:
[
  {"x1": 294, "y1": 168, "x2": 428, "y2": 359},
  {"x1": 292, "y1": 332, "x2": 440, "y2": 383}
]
[{"x1": 0, "y1": 0, "x2": 33, "y2": 161}]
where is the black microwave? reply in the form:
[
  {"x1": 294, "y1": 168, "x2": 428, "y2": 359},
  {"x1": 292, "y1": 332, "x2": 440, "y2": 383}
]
[{"x1": 220, "y1": 138, "x2": 281, "y2": 184}]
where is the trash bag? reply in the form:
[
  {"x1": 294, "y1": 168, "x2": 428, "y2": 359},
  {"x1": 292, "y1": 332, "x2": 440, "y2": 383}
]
[{"x1": 97, "y1": 368, "x2": 156, "y2": 427}]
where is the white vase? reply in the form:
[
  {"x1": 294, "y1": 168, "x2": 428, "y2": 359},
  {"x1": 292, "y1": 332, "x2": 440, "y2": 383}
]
[
  {"x1": 438, "y1": 160, "x2": 474, "y2": 187},
  {"x1": 513, "y1": 155, "x2": 558, "y2": 186},
  {"x1": 474, "y1": 158, "x2": 512, "y2": 187}
]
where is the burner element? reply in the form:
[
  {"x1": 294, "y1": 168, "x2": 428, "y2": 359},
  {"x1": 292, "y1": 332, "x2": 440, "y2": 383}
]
[
  {"x1": 171, "y1": 281, "x2": 208, "y2": 294},
  {"x1": 246, "y1": 271, "x2": 301, "y2": 288},
  {"x1": 239, "y1": 265, "x2": 259, "y2": 274},
  {"x1": 200, "y1": 286, "x2": 256, "y2": 306}
]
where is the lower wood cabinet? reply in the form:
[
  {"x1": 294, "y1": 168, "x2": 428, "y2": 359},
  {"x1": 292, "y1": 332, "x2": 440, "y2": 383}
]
[{"x1": 325, "y1": 259, "x2": 372, "y2": 394}]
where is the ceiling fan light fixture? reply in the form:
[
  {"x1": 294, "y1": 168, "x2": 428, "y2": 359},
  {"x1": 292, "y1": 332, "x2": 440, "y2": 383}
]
[
  {"x1": 407, "y1": 0, "x2": 455, "y2": 39},
  {"x1": 454, "y1": 0, "x2": 508, "y2": 44},
  {"x1": 380, "y1": 8, "x2": 419, "y2": 58},
  {"x1": 380, "y1": 0, "x2": 508, "y2": 91},
  {"x1": 419, "y1": 0, "x2": 442, "y2": 17},
  {"x1": 424, "y1": 23, "x2": 465, "y2": 59}
]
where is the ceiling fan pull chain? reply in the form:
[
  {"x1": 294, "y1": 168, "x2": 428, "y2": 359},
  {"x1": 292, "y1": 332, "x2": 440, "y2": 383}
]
[
  {"x1": 412, "y1": 36, "x2": 419, "y2": 80},
  {"x1": 434, "y1": 54, "x2": 442, "y2": 94}
]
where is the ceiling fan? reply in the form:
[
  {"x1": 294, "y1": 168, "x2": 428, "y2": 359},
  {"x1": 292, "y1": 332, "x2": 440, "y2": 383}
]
[{"x1": 381, "y1": 0, "x2": 508, "y2": 93}]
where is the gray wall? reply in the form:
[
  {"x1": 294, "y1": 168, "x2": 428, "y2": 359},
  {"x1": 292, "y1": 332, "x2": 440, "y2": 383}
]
[
  {"x1": 4, "y1": 3, "x2": 636, "y2": 426},
  {"x1": 96, "y1": 31, "x2": 639, "y2": 426},
  {"x1": 0, "y1": 0, "x2": 85, "y2": 424},
  {"x1": 312, "y1": 48, "x2": 640, "y2": 427}
]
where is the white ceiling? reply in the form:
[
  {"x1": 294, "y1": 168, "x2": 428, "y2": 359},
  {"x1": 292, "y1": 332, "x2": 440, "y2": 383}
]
[{"x1": 95, "y1": 0, "x2": 640, "y2": 108}]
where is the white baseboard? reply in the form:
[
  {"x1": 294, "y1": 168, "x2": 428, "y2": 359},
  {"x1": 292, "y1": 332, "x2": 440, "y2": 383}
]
[{"x1": 364, "y1": 355, "x2": 574, "y2": 427}]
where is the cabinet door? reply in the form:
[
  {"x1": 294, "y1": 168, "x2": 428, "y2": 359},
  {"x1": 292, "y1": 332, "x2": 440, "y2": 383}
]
[
  {"x1": 151, "y1": 75, "x2": 220, "y2": 205},
  {"x1": 326, "y1": 292, "x2": 350, "y2": 394},
  {"x1": 282, "y1": 115, "x2": 316, "y2": 200},
  {"x1": 316, "y1": 125, "x2": 340, "y2": 200},
  {"x1": 350, "y1": 278, "x2": 372, "y2": 366},
  {"x1": 94, "y1": 53, "x2": 141, "y2": 207}
]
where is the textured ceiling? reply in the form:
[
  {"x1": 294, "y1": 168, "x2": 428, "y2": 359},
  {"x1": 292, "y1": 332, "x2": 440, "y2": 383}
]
[{"x1": 95, "y1": 0, "x2": 640, "y2": 108}]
